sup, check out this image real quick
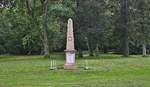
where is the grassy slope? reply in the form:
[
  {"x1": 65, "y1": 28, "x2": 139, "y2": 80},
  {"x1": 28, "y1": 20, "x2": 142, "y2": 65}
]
[{"x1": 0, "y1": 54, "x2": 150, "y2": 87}]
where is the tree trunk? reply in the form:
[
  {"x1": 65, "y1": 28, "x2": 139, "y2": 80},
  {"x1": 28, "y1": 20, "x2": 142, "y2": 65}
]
[
  {"x1": 85, "y1": 37, "x2": 92, "y2": 56},
  {"x1": 42, "y1": 0, "x2": 49, "y2": 58},
  {"x1": 89, "y1": 49, "x2": 94, "y2": 56},
  {"x1": 86, "y1": 37, "x2": 94, "y2": 56},
  {"x1": 75, "y1": 0, "x2": 83, "y2": 58},
  {"x1": 122, "y1": 36, "x2": 129, "y2": 57},
  {"x1": 120, "y1": 0, "x2": 129, "y2": 57},
  {"x1": 78, "y1": 49, "x2": 83, "y2": 57},
  {"x1": 95, "y1": 43, "x2": 99, "y2": 56},
  {"x1": 142, "y1": 43, "x2": 147, "y2": 57},
  {"x1": 125, "y1": 38, "x2": 129, "y2": 56}
]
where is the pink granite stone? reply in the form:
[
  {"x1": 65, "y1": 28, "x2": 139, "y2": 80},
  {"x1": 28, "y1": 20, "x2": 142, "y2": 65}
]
[
  {"x1": 64, "y1": 64, "x2": 75, "y2": 70},
  {"x1": 66, "y1": 18, "x2": 75, "y2": 51},
  {"x1": 64, "y1": 18, "x2": 76, "y2": 70}
]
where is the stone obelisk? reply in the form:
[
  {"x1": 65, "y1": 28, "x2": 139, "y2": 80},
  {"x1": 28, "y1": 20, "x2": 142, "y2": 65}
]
[{"x1": 64, "y1": 18, "x2": 76, "y2": 70}]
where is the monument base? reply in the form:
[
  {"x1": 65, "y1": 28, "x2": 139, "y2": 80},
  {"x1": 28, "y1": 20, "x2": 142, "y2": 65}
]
[
  {"x1": 64, "y1": 64, "x2": 75, "y2": 70},
  {"x1": 64, "y1": 51, "x2": 75, "y2": 70}
]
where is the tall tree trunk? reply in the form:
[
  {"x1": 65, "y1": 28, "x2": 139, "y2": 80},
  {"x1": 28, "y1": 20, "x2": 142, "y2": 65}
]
[
  {"x1": 78, "y1": 49, "x2": 83, "y2": 57},
  {"x1": 85, "y1": 37, "x2": 92, "y2": 56},
  {"x1": 122, "y1": 36, "x2": 129, "y2": 57},
  {"x1": 142, "y1": 43, "x2": 147, "y2": 57},
  {"x1": 76, "y1": 0, "x2": 83, "y2": 57},
  {"x1": 138, "y1": 1, "x2": 147, "y2": 57},
  {"x1": 42, "y1": 0, "x2": 49, "y2": 58},
  {"x1": 89, "y1": 49, "x2": 94, "y2": 56},
  {"x1": 87, "y1": 38, "x2": 94, "y2": 56},
  {"x1": 95, "y1": 43, "x2": 99, "y2": 56},
  {"x1": 120, "y1": 0, "x2": 129, "y2": 57}
]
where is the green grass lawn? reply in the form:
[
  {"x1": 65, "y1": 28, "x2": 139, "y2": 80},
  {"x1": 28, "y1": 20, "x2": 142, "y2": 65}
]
[{"x1": 0, "y1": 54, "x2": 150, "y2": 87}]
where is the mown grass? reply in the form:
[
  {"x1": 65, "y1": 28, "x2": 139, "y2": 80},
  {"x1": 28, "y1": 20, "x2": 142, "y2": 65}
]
[{"x1": 0, "y1": 54, "x2": 150, "y2": 87}]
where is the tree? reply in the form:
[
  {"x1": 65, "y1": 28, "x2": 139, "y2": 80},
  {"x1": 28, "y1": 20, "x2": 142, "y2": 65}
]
[
  {"x1": 41, "y1": 0, "x2": 50, "y2": 57},
  {"x1": 115, "y1": 0, "x2": 131, "y2": 57},
  {"x1": 76, "y1": 0, "x2": 105, "y2": 56},
  {"x1": 133, "y1": 0, "x2": 150, "y2": 57}
]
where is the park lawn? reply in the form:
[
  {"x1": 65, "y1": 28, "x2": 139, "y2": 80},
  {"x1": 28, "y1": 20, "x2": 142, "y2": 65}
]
[{"x1": 0, "y1": 54, "x2": 150, "y2": 87}]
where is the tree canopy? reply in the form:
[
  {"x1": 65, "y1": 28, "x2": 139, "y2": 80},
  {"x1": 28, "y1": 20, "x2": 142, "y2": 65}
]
[{"x1": 0, "y1": 0, "x2": 150, "y2": 57}]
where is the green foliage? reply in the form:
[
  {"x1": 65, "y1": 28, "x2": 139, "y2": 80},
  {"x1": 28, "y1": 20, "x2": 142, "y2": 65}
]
[
  {"x1": 0, "y1": 7, "x2": 31, "y2": 54},
  {"x1": 0, "y1": 0, "x2": 75, "y2": 54},
  {"x1": 0, "y1": 0, "x2": 150, "y2": 55}
]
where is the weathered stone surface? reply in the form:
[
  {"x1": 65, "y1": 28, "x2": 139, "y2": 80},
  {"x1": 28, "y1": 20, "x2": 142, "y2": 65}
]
[{"x1": 64, "y1": 18, "x2": 76, "y2": 70}]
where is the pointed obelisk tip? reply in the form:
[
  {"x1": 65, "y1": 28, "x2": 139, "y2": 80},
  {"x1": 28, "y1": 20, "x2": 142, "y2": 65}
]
[{"x1": 68, "y1": 18, "x2": 72, "y2": 22}]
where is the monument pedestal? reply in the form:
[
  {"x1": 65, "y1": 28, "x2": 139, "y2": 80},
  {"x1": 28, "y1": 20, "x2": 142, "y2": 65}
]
[
  {"x1": 64, "y1": 50, "x2": 76, "y2": 70},
  {"x1": 64, "y1": 64, "x2": 75, "y2": 70}
]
